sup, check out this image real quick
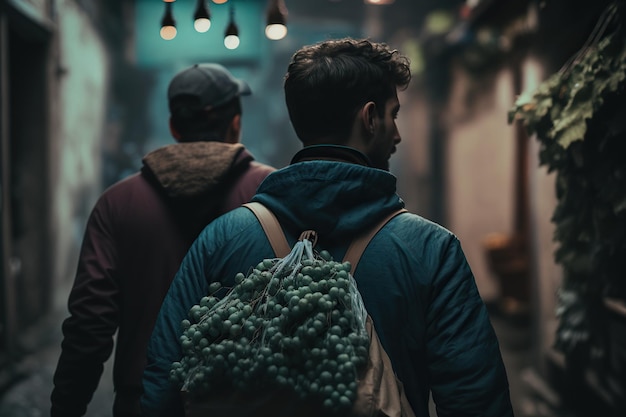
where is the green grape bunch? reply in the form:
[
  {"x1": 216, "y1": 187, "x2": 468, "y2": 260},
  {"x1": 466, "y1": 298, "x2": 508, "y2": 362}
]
[{"x1": 169, "y1": 241, "x2": 371, "y2": 414}]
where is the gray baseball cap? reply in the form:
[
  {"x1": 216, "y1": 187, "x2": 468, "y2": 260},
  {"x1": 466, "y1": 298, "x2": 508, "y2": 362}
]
[{"x1": 167, "y1": 63, "x2": 251, "y2": 111}]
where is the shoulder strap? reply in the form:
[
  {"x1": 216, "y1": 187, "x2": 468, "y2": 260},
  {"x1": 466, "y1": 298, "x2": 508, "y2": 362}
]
[
  {"x1": 342, "y1": 208, "x2": 407, "y2": 274},
  {"x1": 244, "y1": 202, "x2": 407, "y2": 270},
  {"x1": 243, "y1": 202, "x2": 291, "y2": 257}
]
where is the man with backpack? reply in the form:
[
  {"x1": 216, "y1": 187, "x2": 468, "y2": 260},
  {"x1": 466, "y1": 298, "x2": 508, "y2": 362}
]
[
  {"x1": 141, "y1": 38, "x2": 513, "y2": 417},
  {"x1": 50, "y1": 63, "x2": 275, "y2": 417}
]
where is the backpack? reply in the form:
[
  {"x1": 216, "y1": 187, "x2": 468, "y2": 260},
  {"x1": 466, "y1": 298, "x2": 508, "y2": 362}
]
[{"x1": 172, "y1": 202, "x2": 415, "y2": 417}]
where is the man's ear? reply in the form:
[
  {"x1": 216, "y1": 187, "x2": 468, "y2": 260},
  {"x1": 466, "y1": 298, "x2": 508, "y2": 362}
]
[
  {"x1": 361, "y1": 101, "x2": 378, "y2": 137},
  {"x1": 169, "y1": 118, "x2": 182, "y2": 142},
  {"x1": 224, "y1": 114, "x2": 242, "y2": 144}
]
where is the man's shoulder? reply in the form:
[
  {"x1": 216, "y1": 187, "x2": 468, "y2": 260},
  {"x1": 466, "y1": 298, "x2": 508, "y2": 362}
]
[
  {"x1": 394, "y1": 211, "x2": 455, "y2": 239},
  {"x1": 94, "y1": 172, "x2": 159, "y2": 208},
  {"x1": 248, "y1": 160, "x2": 277, "y2": 174},
  {"x1": 387, "y1": 211, "x2": 461, "y2": 256},
  {"x1": 101, "y1": 172, "x2": 147, "y2": 194}
]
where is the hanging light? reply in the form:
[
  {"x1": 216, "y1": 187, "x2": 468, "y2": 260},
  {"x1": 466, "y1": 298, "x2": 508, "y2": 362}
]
[
  {"x1": 213, "y1": 0, "x2": 228, "y2": 4},
  {"x1": 193, "y1": 0, "x2": 211, "y2": 32},
  {"x1": 265, "y1": 0, "x2": 288, "y2": 40},
  {"x1": 364, "y1": 0, "x2": 395, "y2": 4},
  {"x1": 224, "y1": 5, "x2": 240, "y2": 50},
  {"x1": 160, "y1": 1, "x2": 177, "y2": 40}
]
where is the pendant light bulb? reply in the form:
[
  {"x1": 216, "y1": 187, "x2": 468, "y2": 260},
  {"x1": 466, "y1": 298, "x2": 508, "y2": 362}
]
[
  {"x1": 265, "y1": 24, "x2": 287, "y2": 41},
  {"x1": 224, "y1": 6, "x2": 239, "y2": 49},
  {"x1": 224, "y1": 34, "x2": 240, "y2": 49},
  {"x1": 265, "y1": 0, "x2": 288, "y2": 40},
  {"x1": 213, "y1": 0, "x2": 228, "y2": 4},
  {"x1": 160, "y1": 2, "x2": 177, "y2": 40},
  {"x1": 193, "y1": 0, "x2": 211, "y2": 33}
]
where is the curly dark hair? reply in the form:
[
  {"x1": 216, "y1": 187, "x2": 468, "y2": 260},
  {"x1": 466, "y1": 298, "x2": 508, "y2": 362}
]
[{"x1": 284, "y1": 38, "x2": 411, "y2": 144}]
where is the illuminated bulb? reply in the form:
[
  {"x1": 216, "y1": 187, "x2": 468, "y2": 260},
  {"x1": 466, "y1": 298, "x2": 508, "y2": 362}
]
[
  {"x1": 193, "y1": 0, "x2": 211, "y2": 33},
  {"x1": 194, "y1": 18, "x2": 211, "y2": 32},
  {"x1": 224, "y1": 35, "x2": 240, "y2": 49},
  {"x1": 265, "y1": 24, "x2": 287, "y2": 40},
  {"x1": 265, "y1": 0, "x2": 288, "y2": 40},
  {"x1": 160, "y1": 26, "x2": 177, "y2": 40},
  {"x1": 213, "y1": 0, "x2": 228, "y2": 4},
  {"x1": 364, "y1": 0, "x2": 395, "y2": 4}
]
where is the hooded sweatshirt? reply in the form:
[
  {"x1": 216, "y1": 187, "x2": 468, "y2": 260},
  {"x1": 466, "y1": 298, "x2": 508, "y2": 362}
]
[{"x1": 51, "y1": 141, "x2": 275, "y2": 417}]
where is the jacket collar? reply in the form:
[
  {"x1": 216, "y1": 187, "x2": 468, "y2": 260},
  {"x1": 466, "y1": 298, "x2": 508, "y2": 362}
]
[{"x1": 290, "y1": 145, "x2": 372, "y2": 167}]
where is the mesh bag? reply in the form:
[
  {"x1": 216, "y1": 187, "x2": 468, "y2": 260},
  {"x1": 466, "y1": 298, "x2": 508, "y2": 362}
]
[{"x1": 170, "y1": 202, "x2": 415, "y2": 417}]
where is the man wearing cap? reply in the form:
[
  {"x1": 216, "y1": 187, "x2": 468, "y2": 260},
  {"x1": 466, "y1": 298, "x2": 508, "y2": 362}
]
[{"x1": 50, "y1": 63, "x2": 275, "y2": 417}]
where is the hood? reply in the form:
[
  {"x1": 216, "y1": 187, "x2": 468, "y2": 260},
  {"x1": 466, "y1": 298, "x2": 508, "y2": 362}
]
[
  {"x1": 141, "y1": 141, "x2": 250, "y2": 199},
  {"x1": 251, "y1": 161, "x2": 405, "y2": 241}
]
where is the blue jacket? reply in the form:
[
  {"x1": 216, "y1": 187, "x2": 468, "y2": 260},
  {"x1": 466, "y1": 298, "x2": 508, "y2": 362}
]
[{"x1": 141, "y1": 147, "x2": 513, "y2": 417}]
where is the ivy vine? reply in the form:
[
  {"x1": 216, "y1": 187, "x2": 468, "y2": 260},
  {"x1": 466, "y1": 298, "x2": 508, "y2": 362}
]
[{"x1": 508, "y1": 1, "x2": 626, "y2": 358}]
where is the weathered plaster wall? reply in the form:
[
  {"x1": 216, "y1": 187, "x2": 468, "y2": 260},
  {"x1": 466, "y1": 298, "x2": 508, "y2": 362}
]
[
  {"x1": 445, "y1": 58, "x2": 560, "y2": 313},
  {"x1": 445, "y1": 66, "x2": 517, "y2": 302},
  {"x1": 50, "y1": 0, "x2": 110, "y2": 297},
  {"x1": 523, "y1": 58, "x2": 562, "y2": 370},
  {"x1": 444, "y1": 55, "x2": 562, "y2": 369}
]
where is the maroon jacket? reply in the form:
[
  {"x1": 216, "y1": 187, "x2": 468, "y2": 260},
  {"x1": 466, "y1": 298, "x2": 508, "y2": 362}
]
[{"x1": 51, "y1": 141, "x2": 275, "y2": 417}]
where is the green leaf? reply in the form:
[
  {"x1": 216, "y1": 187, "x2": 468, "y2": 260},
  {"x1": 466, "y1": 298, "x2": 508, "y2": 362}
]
[
  {"x1": 606, "y1": 65, "x2": 626, "y2": 91},
  {"x1": 509, "y1": 72, "x2": 562, "y2": 127},
  {"x1": 513, "y1": 88, "x2": 536, "y2": 108},
  {"x1": 551, "y1": 104, "x2": 592, "y2": 148}
]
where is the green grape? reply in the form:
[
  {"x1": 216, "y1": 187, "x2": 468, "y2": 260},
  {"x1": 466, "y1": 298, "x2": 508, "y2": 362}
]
[
  {"x1": 201, "y1": 346, "x2": 210, "y2": 358},
  {"x1": 209, "y1": 281, "x2": 221, "y2": 293},
  {"x1": 319, "y1": 371, "x2": 333, "y2": 384},
  {"x1": 291, "y1": 305, "x2": 302, "y2": 317},
  {"x1": 306, "y1": 327, "x2": 317, "y2": 338},
  {"x1": 319, "y1": 250, "x2": 332, "y2": 261},
  {"x1": 230, "y1": 324, "x2": 242, "y2": 337},
  {"x1": 222, "y1": 319, "x2": 232, "y2": 333},
  {"x1": 329, "y1": 325, "x2": 342, "y2": 336},
  {"x1": 181, "y1": 339, "x2": 193, "y2": 352},
  {"x1": 267, "y1": 364, "x2": 278, "y2": 377}
]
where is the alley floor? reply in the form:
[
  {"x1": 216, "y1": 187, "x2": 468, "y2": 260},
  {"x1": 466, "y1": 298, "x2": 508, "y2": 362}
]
[{"x1": 0, "y1": 296, "x2": 572, "y2": 417}]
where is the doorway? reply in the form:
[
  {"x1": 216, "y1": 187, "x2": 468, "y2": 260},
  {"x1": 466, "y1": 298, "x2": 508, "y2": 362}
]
[{"x1": 0, "y1": 4, "x2": 52, "y2": 361}]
